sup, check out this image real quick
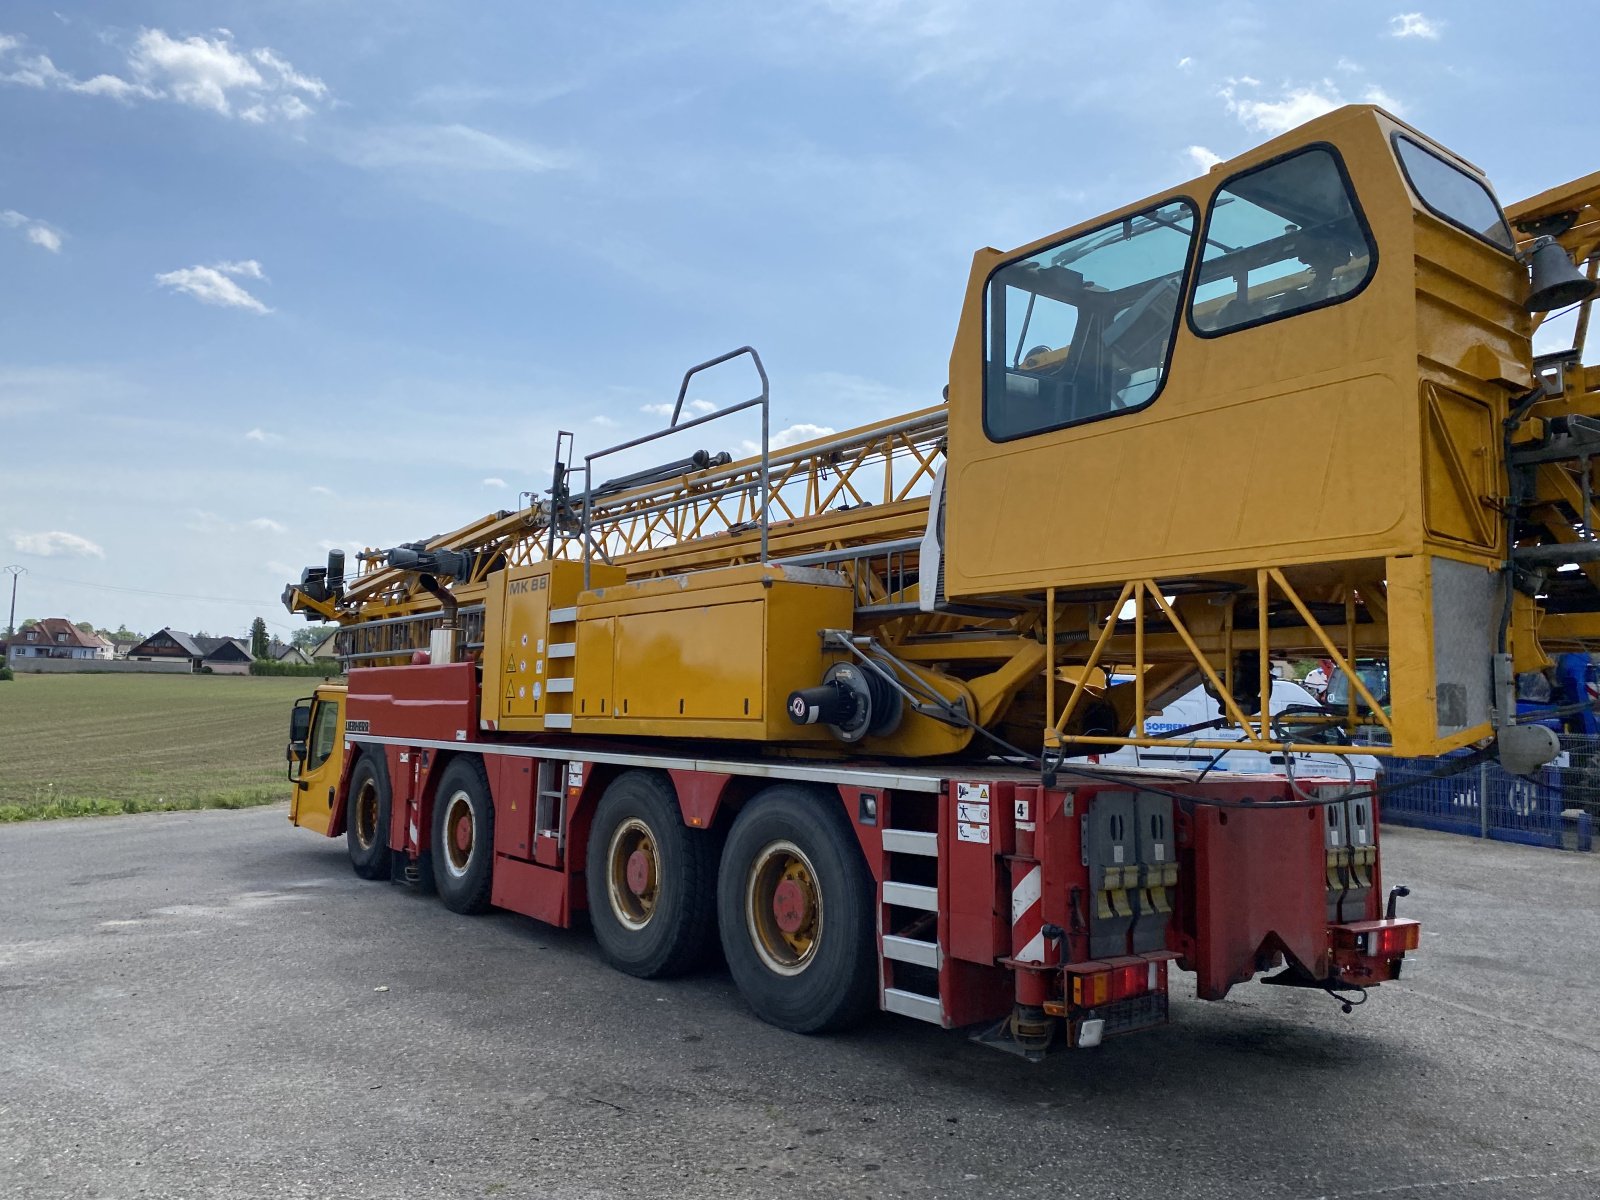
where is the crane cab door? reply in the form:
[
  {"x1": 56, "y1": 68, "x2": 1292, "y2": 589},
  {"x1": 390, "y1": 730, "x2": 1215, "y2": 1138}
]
[{"x1": 288, "y1": 686, "x2": 347, "y2": 835}]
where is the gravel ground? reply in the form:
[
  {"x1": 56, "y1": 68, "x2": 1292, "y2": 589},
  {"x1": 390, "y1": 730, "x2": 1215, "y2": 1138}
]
[{"x1": 0, "y1": 806, "x2": 1595, "y2": 1200}]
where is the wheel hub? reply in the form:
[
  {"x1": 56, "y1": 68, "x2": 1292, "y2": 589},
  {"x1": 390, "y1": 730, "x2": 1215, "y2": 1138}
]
[
  {"x1": 772, "y1": 877, "x2": 809, "y2": 934},
  {"x1": 626, "y1": 848, "x2": 655, "y2": 896}
]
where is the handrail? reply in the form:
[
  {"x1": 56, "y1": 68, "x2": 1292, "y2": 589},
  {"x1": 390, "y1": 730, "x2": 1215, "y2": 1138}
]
[{"x1": 581, "y1": 347, "x2": 770, "y2": 587}]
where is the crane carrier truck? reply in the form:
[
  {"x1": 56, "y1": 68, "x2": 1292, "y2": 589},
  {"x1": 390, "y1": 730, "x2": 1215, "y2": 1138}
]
[{"x1": 282, "y1": 105, "x2": 1600, "y2": 1055}]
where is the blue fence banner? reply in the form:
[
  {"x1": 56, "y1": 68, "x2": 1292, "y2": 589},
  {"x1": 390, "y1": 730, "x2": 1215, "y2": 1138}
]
[{"x1": 1380, "y1": 755, "x2": 1584, "y2": 850}]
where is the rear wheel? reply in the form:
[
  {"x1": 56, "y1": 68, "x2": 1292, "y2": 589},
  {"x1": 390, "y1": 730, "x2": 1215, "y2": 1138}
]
[
  {"x1": 717, "y1": 785, "x2": 875, "y2": 1033},
  {"x1": 431, "y1": 757, "x2": 495, "y2": 914},
  {"x1": 345, "y1": 754, "x2": 392, "y2": 881},
  {"x1": 585, "y1": 771, "x2": 718, "y2": 978}
]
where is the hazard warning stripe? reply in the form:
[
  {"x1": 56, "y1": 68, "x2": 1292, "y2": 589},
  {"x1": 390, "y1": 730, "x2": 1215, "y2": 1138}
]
[{"x1": 1011, "y1": 863, "x2": 1045, "y2": 964}]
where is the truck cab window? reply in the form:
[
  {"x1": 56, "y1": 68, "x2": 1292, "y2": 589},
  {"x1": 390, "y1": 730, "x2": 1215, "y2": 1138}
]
[
  {"x1": 1393, "y1": 135, "x2": 1514, "y2": 252},
  {"x1": 308, "y1": 699, "x2": 340, "y2": 771},
  {"x1": 984, "y1": 199, "x2": 1197, "y2": 441},
  {"x1": 1189, "y1": 146, "x2": 1375, "y2": 336}
]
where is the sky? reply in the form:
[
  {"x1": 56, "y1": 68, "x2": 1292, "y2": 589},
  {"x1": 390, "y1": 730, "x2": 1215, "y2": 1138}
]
[{"x1": 2, "y1": 1, "x2": 1594, "y2": 639}]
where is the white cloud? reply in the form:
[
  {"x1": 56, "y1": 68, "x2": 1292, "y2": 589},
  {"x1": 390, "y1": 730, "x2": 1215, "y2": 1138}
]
[
  {"x1": 1, "y1": 209, "x2": 63, "y2": 253},
  {"x1": 245, "y1": 427, "x2": 282, "y2": 444},
  {"x1": 12, "y1": 530, "x2": 104, "y2": 559},
  {"x1": 1176, "y1": 56, "x2": 1193, "y2": 71},
  {"x1": 591, "y1": 415, "x2": 619, "y2": 427},
  {"x1": 309, "y1": 484, "x2": 335, "y2": 496},
  {"x1": 740, "y1": 423, "x2": 836, "y2": 456},
  {"x1": 0, "y1": 28, "x2": 325, "y2": 122},
  {"x1": 248, "y1": 517, "x2": 286, "y2": 533},
  {"x1": 1184, "y1": 145, "x2": 1222, "y2": 172},
  {"x1": 128, "y1": 29, "x2": 324, "y2": 119},
  {"x1": 1389, "y1": 13, "x2": 1441, "y2": 39},
  {"x1": 1221, "y1": 82, "x2": 1340, "y2": 135},
  {"x1": 640, "y1": 398, "x2": 716, "y2": 420},
  {"x1": 250, "y1": 47, "x2": 327, "y2": 100},
  {"x1": 212, "y1": 258, "x2": 264, "y2": 279},
  {"x1": 156, "y1": 259, "x2": 271, "y2": 314},
  {"x1": 341, "y1": 124, "x2": 565, "y2": 173},
  {"x1": 1362, "y1": 85, "x2": 1404, "y2": 112},
  {"x1": 482, "y1": 477, "x2": 507, "y2": 488},
  {"x1": 1219, "y1": 78, "x2": 1402, "y2": 136}
]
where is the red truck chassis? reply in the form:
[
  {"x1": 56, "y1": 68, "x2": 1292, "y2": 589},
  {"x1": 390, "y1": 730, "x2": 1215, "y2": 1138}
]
[{"x1": 296, "y1": 662, "x2": 1417, "y2": 1056}]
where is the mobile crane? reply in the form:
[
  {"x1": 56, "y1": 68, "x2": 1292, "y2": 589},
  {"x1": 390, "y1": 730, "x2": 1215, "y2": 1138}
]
[{"x1": 281, "y1": 105, "x2": 1599, "y2": 1055}]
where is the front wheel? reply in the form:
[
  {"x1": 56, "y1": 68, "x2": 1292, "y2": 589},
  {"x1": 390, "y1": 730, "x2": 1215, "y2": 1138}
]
[
  {"x1": 717, "y1": 785, "x2": 875, "y2": 1033},
  {"x1": 345, "y1": 754, "x2": 392, "y2": 881}
]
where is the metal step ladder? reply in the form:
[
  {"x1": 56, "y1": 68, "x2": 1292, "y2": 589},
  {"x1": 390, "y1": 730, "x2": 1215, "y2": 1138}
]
[{"x1": 878, "y1": 797, "x2": 944, "y2": 1025}]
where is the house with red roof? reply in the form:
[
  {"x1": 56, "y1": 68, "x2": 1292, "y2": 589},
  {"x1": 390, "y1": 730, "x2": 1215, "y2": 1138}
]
[{"x1": 5, "y1": 618, "x2": 112, "y2": 663}]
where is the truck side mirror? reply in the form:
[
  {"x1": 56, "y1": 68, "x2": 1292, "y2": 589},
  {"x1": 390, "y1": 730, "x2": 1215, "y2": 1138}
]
[{"x1": 289, "y1": 700, "x2": 312, "y2": 744}]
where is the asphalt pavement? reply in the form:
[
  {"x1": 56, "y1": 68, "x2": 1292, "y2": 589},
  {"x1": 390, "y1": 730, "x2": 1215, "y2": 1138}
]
[{"x1": 0, "y1": 806, "x2": 1596, "y2": 1200}]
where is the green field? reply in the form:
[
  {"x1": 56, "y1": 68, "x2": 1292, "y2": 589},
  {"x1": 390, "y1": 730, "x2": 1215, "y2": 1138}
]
[{"x1": 0, "y1": 673, "x2": 319, "y2": 821}]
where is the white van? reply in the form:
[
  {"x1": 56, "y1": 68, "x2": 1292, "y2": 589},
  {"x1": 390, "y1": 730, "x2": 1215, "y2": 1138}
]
[{"x1": 1094, "y1": 679, "x2": 1380, "y2": 780}]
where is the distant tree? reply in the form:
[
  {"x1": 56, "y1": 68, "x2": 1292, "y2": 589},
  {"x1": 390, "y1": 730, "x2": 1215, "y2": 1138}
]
[
  {"x1": 250, "y1": 616, "x2": 270, "y2": 659},
  {"x1": 74, "y1": 621, "x2": 95, "y2": 633},
  {"x1": 20, "y1": 617, "x2": 38, "y2": 629},
  {"x1": 291, "y1": 624, "x2": 337, "y2": 652}
]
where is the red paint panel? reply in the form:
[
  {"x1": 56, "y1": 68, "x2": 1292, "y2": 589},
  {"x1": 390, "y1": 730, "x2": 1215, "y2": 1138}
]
[
  {"x1": 668, "y1": 769, "x2": 732, "y2": 830},
  {"x1": 491, "y1": 854, "x2": 571, "y2": 927},
  {"x1": 346, "y1": 663, "x2": 479, "y2": 743},
  {"x1": 1184, "y1": 787, "x2": 1328, "y2": 1000},
  {"x1": 487, "y1": 756, "x2": 536, "y2": 861},
  {"x1": 945, "y1": 780, "x2": 1011, "y2": 966}
]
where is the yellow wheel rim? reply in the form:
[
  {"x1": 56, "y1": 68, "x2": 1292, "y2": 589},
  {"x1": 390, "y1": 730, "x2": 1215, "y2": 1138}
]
[
  {"x1": 746, "y1": 839, "x2": 822, "y2": 976},
  {"x1": 354, "y1": 779, "x2": 380, "y2": 850},
  {"x1": 607, "y1": 817, "x2": 660, "y2": 930}
]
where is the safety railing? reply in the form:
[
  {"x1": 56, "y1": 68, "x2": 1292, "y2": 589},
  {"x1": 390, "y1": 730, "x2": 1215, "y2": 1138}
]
[
  {"x1": 581, "y1": 347, "x2": 769, "y2": 588},
  {"x1": 1380, "y1": 752, "x2": 1591, "y2": 850}
]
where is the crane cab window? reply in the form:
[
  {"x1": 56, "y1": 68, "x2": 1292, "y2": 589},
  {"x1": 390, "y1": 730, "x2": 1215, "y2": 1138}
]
[
  {"x1": 1393, "y1": 135, "x2": 1514, "y2": 252},
  {"x1": 984, "y1": 199, "x2": 1197, "y2": 441},
  {"x1": 1189, "y1": 146, "x2": 1376, "y2": 336}
]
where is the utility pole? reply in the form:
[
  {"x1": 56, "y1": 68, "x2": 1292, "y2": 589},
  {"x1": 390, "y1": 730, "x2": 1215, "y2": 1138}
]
[{"x1": 4, "y1": 565, "x2": 24, "y2": 639}]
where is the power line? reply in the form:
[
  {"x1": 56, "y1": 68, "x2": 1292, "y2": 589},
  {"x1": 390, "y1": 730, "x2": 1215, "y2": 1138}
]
[
  {"x1": 18, "y1": 572, "x2": 304, "y2": 632},
  {"x1": 24, "y1": 572, "x2": 281, "y2": 608}
]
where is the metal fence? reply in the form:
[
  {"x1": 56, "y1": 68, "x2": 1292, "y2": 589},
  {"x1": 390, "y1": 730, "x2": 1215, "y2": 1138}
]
[{"x1": 1381, "y1": 745, "x2": 1594, "y2": 851}]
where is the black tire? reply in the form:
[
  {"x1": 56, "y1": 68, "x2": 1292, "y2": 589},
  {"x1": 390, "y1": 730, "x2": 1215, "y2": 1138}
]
[
  {"x1": 716, "y1": 784, "x2": 875, "y2": 1033},
  {"x1": 431, "y1": 756, "x2": 495, "y2": 915},
  {"x1": 585, "y1": 771, "x2": 719, "y2": 978},
  {"x1": 345, "y1": 753, "x2": 392, "y2": 881}
]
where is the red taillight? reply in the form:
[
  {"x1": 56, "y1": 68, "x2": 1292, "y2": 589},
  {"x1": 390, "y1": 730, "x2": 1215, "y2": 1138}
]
[
  {"x1": 1065, "y1": 956, "x2": 1170, "y2": 1008},
  {"x1": 1372, "y1": 921, "x2": 1420, "y2": 956},
  {"x1": 1334, "y1": 918, "x2": 1420, "y2": 958}
]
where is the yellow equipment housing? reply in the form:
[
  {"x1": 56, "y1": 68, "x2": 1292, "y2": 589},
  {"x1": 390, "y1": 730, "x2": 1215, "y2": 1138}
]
[
  {"x1": 943, "y1": 103, "x2": 1527, "y2": 759},
  {"x1": 286, "y1": 104, "x2": 1600, "y2": 771}
]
